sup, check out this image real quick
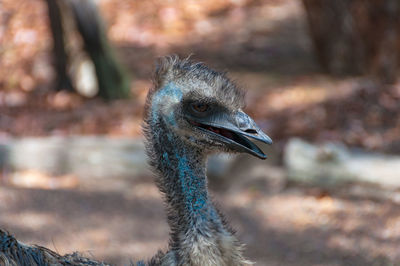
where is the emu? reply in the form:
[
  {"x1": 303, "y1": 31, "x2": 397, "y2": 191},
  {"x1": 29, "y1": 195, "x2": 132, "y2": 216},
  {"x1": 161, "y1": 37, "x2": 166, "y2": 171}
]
[{"x1": 0, "y1": 56, "x2": 272, "y2": 265}]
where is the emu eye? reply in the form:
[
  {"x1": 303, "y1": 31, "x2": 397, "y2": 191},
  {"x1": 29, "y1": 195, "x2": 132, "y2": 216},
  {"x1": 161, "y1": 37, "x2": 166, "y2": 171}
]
[{"x1": 191, "y1": 102, "x2": 209, "y2": 113}]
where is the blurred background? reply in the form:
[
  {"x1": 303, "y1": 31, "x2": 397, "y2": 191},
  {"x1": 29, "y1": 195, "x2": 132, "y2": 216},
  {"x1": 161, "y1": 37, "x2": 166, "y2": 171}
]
[{"x1": 1, "y1": 0, "x2": 400, "y2": 265}]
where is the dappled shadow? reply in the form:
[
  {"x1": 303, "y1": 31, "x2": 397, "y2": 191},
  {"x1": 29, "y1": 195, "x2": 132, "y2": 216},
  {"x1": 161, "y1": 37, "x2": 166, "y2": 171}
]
[
  {"x1": 116, "y1": 1, "x2": 318, "y2": 79},
  {"x1": 2, "y1": 178, "x2": 400, "y2": 265},
  {"x1": 1, "y1": 1, "x2": 400, "y2": 264},
  {"x1": 3, "y1": 0, "x2": 399, "y2": 154},
  {"x1": 0, "y1": 182, "x2": 168, "y2": 264},
  {"x1": 228, "y1": 208, "x2": 374, "y2": 266},
  {"x1": 252, "y1": 79, "x2": 400, "y2": 154},
  {"x1": 220, "y1": 192, "x2": 400, "y2": 265}
]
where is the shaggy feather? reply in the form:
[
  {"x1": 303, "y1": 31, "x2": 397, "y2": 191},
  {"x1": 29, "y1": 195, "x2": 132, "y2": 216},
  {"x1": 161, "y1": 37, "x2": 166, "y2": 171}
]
[
  {"x1": 145, "y1": 55, "x2": 245, "y2": 117},
  {"x1": 143, "y1": 56, "x2": 252, "y2": 266},
  {"x1": 1, "y1": 56, "x2": 254, "y2": 266},
  {"x1": 0, "y1": 229, "x2": 110, "y2": 265}
]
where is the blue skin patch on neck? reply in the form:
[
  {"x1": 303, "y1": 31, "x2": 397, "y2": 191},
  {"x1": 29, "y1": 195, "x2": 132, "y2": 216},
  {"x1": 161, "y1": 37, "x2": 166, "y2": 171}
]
[
  {"x1": 163, "y1": 152, "x2": 170, "y2": 163},
  {"x1": 153, "y1": 82, "x2": 219, "y2": 223},
  {"x1": 176, "y1": 154, "x2": 207, "y2": 213}
]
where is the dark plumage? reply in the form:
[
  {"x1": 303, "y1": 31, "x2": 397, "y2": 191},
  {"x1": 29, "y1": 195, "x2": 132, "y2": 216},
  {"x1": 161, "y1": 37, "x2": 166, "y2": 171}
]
[
  {"x1": 0, "y1": 229, "x2": 109, "y2": 265},
  {"x1": 0, "y1": 56, "x2": 271, "y2": 266},
  {"x1": 142, "y1": 56, "x2": 271, "y2": 265}
]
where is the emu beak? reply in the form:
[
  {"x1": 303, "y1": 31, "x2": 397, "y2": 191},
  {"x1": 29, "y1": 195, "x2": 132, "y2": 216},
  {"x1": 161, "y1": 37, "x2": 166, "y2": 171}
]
[{"x1": 190, "y1": 111, "x2": 272, "y2": 159}]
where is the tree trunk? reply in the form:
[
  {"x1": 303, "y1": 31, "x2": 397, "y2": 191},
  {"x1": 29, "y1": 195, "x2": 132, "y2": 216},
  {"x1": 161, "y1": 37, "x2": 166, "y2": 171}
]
[
  {"x1": 302, "y1": 0, "x2": 400, "y2": 83},
  {"x1": 68, "y1": 0, "x2": 130, "y2": 100},
  {"x1": 45, "y1": 0, "x2": 74, "y2": 92},
  {"x1": 45, "y1": 0, "x2": 130, "y2": 99}
]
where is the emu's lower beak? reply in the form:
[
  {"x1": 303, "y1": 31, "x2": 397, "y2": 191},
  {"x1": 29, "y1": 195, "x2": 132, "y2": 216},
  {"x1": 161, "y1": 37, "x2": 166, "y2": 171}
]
[{"x1": 190, "y1": 111, "x2": 272, "y2": 159}]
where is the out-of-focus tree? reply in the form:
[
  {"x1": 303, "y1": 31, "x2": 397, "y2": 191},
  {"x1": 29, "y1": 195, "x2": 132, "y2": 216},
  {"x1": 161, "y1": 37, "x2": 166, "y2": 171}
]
[
  {"x1": 45, "y1": 0, "x2": 74, "y2": 92},
  {"x1": 45, "y1": 0, "x2": 130, "y2": 99},
  {"x1": 302, "y1": 0, "x2": 400, "y2": 84}
]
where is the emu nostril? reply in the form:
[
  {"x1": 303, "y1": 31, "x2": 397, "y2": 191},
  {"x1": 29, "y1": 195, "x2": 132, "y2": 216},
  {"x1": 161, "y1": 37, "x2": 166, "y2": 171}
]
[{"x1": 244, "y1": 129, "x2": 257, "y2": 134}]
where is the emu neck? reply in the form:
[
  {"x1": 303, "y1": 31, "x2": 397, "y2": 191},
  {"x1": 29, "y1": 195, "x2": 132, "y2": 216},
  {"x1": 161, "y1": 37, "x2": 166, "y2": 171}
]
[
  {"x1": 148, "y1": 83, "x2": 221, "y2": 229},
  {"x1": 151, "y1": 125, "x2": 220, "y2": 230},
  {"x1": 148, "y1": 124, "x2": 246, "y2": 265},
  {"x1": 147, "y1": 83, "x2": 245, "y2": 265}
]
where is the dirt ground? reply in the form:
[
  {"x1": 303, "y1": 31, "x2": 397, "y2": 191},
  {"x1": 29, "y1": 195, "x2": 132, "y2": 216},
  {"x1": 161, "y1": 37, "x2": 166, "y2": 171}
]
[
  {"x1": 1, "y1": 174, "x2": 400, "y2": 266},
  {"x1": 1, "y1": 0, "x2": 400, "y2": 265}
]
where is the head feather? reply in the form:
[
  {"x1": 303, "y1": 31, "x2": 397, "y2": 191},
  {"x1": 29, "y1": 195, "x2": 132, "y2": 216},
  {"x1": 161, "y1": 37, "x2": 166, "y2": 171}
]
[{"x1": 145, "y1": 55, "x2": 245, "y2": 118}]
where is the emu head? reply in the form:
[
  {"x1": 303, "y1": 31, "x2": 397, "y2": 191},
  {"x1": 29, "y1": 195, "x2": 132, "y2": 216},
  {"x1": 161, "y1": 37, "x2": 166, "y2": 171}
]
[{"x1": 145, "y1": 56, "x2": 272, "y2": 159}]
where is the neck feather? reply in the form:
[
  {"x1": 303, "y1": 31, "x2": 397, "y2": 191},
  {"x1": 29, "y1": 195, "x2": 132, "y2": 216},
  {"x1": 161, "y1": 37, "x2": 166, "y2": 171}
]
[
  {"x1": 145, "y1": 85, "x2": 249, "y2": 265},
  {"x1": 146, "y1": 122, "x2": 248, "y2": 265},
  {"x1": 148, "y1": 121, "x2": 221, "y2": 230}
]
